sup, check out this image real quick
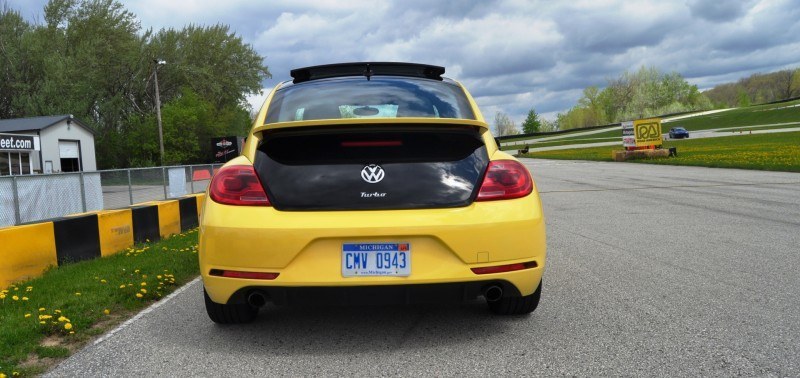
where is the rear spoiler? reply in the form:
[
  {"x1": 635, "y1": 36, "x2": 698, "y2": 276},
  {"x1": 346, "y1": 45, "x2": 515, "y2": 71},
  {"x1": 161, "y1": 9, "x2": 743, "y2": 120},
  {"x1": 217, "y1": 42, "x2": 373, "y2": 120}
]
[{"x1": 251, "y1": 118, "x2": 489, "y2": 133}]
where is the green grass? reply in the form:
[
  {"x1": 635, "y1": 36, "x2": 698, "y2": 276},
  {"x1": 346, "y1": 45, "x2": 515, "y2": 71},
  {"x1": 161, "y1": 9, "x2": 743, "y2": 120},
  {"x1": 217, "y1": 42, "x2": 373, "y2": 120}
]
[
  {"x1": 500, "y1": 100, "x2": 800, "y2": 150},
  {"x1": 523, "y1": 131, "x2": 800, "y2": 172},
  {"x1": 668, "y1": 99, "x2": 800, "y2": 132},
  {"x1": 722, "y1": 122, "x2": 800, "y2": 132},
  {"x1": 0, "y1": 230, "x2": 200, "y2": 377}
]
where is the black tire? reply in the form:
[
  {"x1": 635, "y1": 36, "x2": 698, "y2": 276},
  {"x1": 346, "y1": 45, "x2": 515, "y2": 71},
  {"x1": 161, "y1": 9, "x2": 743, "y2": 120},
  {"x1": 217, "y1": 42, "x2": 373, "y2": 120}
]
[
  {"x1": 204, "y1": 288, "x2": 258, "y2": 324},
  {"x1": 487, "y1": 280, "x2": 542, "y2": 315}
]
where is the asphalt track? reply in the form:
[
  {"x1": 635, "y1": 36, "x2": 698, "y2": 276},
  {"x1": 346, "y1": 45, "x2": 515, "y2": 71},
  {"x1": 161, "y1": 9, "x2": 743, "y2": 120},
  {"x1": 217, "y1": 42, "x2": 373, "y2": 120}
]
[{"x1": 48, "y1": 159, "x2": 800, "y2": 376}]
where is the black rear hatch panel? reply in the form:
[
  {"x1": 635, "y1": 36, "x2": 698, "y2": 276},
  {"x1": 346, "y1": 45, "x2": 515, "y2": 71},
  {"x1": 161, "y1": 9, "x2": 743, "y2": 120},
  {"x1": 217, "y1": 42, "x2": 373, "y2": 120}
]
[{"x1": 254, "y1": 124, "x2": 488, "y2": 211}]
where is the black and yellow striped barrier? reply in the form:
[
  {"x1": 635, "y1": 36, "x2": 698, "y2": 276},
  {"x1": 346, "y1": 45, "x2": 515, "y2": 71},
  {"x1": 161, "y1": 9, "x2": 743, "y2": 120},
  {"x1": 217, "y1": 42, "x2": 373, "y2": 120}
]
[{"x1": 0, "y1": 193, "x2": 205, "y2": 288}]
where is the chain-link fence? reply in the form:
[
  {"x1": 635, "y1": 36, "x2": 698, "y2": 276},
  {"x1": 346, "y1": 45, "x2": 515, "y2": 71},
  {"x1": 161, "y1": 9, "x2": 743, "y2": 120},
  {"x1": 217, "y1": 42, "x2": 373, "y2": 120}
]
[{"x1": 0, "y1": 164, "x2": 220, "y2": 227}]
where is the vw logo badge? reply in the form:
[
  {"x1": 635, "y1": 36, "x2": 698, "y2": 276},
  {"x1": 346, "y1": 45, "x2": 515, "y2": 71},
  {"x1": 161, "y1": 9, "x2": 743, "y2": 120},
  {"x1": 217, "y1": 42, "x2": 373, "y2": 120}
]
[{"x1": 361, "y1": 164, "x2": 385, "y2": 183}]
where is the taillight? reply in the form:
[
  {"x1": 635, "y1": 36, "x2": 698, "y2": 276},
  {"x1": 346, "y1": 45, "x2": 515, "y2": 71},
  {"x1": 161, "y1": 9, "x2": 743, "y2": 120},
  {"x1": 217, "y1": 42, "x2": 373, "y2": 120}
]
[
  {"x1": 476, "y1": 160, "x2": 533, "y2": 201},
  {"x1": 209, "y1": 165, "x2": 271, "y2": 206},
  {"x1": 471, "y1": 261, "x2": 538, "y2": 275},
  {"x1": 209, "y1": 269, "x2": 279, "y2": 280}
]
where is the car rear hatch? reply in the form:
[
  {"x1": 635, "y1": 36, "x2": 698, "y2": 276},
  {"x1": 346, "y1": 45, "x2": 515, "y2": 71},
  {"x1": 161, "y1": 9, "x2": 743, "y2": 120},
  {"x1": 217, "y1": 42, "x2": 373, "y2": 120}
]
[{"x1": 253, "y1": 124, "x2": 489, "y2": 210}]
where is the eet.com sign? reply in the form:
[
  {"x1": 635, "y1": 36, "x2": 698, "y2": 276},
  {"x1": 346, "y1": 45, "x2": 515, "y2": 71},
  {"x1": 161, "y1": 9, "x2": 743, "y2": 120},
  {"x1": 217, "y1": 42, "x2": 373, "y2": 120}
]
[{"x1": 0, "y1": 133, "x2": 40, "y2": 151}]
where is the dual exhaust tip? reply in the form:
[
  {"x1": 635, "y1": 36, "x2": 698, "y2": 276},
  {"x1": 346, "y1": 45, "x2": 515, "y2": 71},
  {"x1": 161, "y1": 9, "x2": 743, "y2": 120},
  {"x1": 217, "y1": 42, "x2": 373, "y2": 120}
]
[{"x1": 247, "y1": 285, "x2": 505, "y2": 306}]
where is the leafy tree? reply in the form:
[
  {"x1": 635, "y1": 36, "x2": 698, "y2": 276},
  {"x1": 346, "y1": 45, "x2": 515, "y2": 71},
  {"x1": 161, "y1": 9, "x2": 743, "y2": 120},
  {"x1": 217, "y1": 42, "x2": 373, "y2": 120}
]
[
  {"x1": 558, "y1": 66, "x2": 712, "y2": 129},
  {"x1": 539, "y1": 119, "x2": 558, "y2": 132},
  {"x1": 494, "y1": 111, "x2": 519, "y2": 136},
  {"x1": 0, "y1": 0, "x2": 270, "y2": 168},
  {"x1": 521, "y1": 108, "x2": 541, "y2": 133},
  {"x1": 704, "y1": 67, "x2": 800, "y2": 107},
  {"x1": 0, "y1": 6, "x2": 31, "y2": 118}
]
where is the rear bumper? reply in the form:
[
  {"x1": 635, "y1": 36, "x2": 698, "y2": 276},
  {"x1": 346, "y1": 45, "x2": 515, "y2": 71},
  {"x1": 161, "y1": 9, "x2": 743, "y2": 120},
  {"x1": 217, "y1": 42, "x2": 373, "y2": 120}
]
[
  {"x1": 199, "y1": 194, "x2": 546, "y2": 304},
  {"x1": 224, "y1": 279, "x2": 531, "y2": 306}
]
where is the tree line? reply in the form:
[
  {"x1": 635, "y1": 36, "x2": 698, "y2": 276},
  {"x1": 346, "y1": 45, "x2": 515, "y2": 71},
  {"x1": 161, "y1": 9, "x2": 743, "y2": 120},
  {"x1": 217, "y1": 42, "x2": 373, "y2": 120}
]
[
  {"x1": 703, "y1": 68, "x2": 800, "y2": 108},
  {"x1": 0, "y1": 0, "x2": 270, "y2": 168},
  {"x1": 494, "y1": 65, "x2": 799, "y2": 135}
]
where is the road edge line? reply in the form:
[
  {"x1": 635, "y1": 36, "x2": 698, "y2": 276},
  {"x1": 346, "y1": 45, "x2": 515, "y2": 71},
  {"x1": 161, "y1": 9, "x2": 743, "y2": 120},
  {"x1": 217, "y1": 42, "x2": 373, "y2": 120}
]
[{"x1": 92, "y1": 276, "x2": 201, "y2": 346}]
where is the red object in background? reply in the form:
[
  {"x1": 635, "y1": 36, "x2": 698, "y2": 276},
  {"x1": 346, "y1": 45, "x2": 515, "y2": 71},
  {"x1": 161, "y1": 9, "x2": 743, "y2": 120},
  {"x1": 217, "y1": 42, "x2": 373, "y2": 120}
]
[{"x1": 192, "y1": 169, "x2": 212, "y2": 181}]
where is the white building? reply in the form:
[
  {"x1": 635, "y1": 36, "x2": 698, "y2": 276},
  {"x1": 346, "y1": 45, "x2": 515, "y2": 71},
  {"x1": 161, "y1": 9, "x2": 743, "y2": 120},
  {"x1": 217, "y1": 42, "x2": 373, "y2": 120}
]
[{"x1": 0, "y1": 115, "x2": 97, "y2": 175}]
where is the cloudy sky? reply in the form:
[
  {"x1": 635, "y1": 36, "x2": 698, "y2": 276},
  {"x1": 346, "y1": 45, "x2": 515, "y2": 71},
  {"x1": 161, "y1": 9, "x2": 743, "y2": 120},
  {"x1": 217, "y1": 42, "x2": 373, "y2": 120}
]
[{"x1": 8, "y1": 0, "x2": 800, "y2": 122}]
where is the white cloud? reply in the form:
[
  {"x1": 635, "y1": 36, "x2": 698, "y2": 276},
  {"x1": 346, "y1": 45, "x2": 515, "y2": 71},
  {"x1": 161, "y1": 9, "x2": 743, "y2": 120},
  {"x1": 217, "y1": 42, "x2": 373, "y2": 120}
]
[{"x1": 6, "y1": 0, "x2": 800, "y2": 123}]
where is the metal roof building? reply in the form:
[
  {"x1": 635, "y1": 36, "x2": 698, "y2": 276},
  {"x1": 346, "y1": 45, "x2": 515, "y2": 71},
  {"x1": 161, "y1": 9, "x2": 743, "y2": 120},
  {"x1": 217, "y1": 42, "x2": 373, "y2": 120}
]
[{"x1": 0, "y1": 115, "x2": 97, "y2": 175}]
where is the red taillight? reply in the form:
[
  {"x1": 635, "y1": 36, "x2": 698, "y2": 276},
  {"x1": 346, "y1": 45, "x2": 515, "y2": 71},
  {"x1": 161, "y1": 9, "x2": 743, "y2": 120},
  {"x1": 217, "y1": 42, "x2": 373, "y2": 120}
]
[
  {"x1": 476, "y1": 160, "x2": 533, "y2": 201},
  {"x1": 471, "y1": 261, "x2": 538, "y2": 275},
  {"x1": 210, "y1": 269, "x2": 279, "y2": 280},
  {"x1": 209, "y1": 165, "x2": 271, "y2": 206}
]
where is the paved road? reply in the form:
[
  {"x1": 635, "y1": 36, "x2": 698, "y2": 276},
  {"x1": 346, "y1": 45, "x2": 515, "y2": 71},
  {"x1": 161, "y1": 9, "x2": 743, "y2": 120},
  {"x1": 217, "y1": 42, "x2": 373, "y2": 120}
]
[{"x1": 48, "y1": 160, "x2": 800, "y2": 376}]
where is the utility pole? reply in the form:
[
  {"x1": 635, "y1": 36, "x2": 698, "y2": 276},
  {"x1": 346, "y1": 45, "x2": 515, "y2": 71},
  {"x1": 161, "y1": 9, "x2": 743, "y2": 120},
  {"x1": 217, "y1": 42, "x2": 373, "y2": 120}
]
[{"x1": 153, "y1": 59, "x2": 166, "y2": 166}]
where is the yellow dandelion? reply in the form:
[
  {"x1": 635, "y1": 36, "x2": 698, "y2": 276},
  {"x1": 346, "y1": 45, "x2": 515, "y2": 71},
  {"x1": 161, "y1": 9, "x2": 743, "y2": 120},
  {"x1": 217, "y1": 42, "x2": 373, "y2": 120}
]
[
  {"x1": 12, "y1": 295, "x2": 19, "y2": 300},
  {"x1": 119, "y1": 284, "x2": 126, "y2": 289},
  {"x1": 26, "y1": 286, "x2": 33, "y2": 292},
  {"x1": 100, "y1": 279, "x2": 107, "y2": 283},
  {"x1": 24, "y1": 313, "x2": 31, "y2": 318},
  {"x1": 140, "y1": 282, "x2": 147, "y2": 286},
  {"x1": 135, "y1": 293, "x2": 143, "y2": 298},
  {"x1": 64, "y1": 323, "x2": 73, "y2": 330},
  {"x1": 58, "y1": 316, "x2": 68, "y2": 322},
  {"x1": 54, "y1": 309, "x2": 61, "y2": 313},
  {"x1": 39, "y1": 307, "x2": 45, "y2": 311},
  {"x1": 103, "y1": 309, "x2": 110, "y2": 315},
  {"x1": 134, "y1": 269, "x2": 140, "y2": 273},
  {"x1": 39, "y1": 314, "x2": 52, "y2": 320},
  {"x1": 39, "y1": 321, "x2": 46, "y2": 324},
  {"x1": 69, "y1": 331, "x2": 75, "y2": 334},
  {"x1": 75, "y1": 292, "x2": 81, "y2": 296},
  {"x1": 0, "y1": 294, "x2": 6, "y2": 299},
  {"x1": 140, "y1": 289, "x2": 147, "y2": 294},
  {"x1": 22, "y1": 297, "x2": 28, "y2": 301},
  {"x1": 157, "y1": 275, "x2": 162, "y2": 279}
]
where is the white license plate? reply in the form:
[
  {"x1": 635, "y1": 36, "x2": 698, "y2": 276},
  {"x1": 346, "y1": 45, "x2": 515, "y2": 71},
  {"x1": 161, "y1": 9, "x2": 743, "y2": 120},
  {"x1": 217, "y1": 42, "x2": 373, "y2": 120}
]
[{"x1": 342, "y1": 243, "x2": 411, "y2": 277}]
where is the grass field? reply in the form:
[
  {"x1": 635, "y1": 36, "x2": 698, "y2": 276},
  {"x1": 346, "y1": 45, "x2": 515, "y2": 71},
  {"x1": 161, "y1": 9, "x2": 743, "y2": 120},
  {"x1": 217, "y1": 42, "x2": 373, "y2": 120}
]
[
  {"x1": 723, "y1": 122, "x2": 800, "y2": 132},
  {"x1": 0, "y1": 230, "x2": 200, "y2": 377},
  {"x1": 500, "y1": 99, "x2": 800, "y2": 150},
  {"x1": 664, "y1": 100, "x2": 800, "y2": 132},
  {"x1": 522, "y1": 132, "x2": 800, "y2": 172}
]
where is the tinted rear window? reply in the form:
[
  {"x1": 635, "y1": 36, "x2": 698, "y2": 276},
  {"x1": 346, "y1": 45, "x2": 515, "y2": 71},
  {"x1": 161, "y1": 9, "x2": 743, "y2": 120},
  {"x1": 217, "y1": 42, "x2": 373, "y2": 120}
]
[
  {"x1": 254, "y1": 125, "x2": 488, "y2": 210},
  {"x1": 264, "y1": 77, "x2": 475, "y2": 124}
]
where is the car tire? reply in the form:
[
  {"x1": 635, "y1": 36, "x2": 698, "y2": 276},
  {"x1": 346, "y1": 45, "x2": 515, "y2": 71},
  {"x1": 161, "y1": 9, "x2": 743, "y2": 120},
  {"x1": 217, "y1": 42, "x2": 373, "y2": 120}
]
[
  {"x1": 487, "y1": 280, "x2": 542, "y2": 315},
  {"x1": 204, "y1": 288, "x2": 258, "y2": 324}
]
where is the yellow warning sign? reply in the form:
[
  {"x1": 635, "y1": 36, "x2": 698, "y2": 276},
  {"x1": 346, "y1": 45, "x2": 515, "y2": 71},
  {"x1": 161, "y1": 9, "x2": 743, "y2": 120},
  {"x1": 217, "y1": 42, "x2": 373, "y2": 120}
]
[{"x1": 634, "y1": 118, "x2": 662, "y2": 147}]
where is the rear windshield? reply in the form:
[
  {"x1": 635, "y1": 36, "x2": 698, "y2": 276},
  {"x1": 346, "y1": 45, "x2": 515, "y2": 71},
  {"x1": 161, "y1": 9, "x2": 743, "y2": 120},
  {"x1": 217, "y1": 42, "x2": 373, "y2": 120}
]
[{"x1": 264, "y1": 77, "x2": 475, "y2": 124}]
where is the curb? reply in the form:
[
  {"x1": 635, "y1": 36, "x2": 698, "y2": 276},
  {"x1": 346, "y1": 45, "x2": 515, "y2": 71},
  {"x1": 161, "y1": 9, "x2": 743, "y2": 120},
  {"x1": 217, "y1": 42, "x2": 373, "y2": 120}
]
[{"x1": 0, "y1": 193, "x2": 205, "y2": 288}]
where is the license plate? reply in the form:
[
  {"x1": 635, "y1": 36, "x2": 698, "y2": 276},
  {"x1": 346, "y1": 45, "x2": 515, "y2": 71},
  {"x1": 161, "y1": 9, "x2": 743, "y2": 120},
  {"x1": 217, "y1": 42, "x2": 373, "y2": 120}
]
[{"x1": 342, "y1": 243, "x2": 411, "y2": 277}]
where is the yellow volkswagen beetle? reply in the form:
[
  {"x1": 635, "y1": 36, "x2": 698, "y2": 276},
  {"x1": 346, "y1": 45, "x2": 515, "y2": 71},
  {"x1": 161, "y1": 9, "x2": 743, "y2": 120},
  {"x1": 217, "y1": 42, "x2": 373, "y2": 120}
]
[{"x1": 199, "y1": 62, "x2": 546, "y2": 323}]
